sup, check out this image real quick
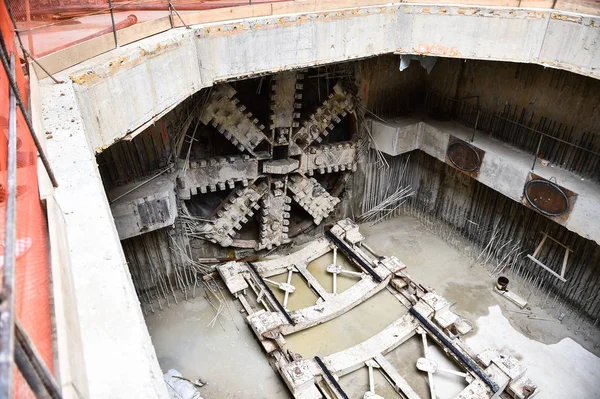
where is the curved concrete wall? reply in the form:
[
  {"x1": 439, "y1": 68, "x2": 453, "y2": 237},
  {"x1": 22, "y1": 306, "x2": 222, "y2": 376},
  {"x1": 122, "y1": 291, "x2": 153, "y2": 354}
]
[
  {"x1": 37, "y1": 3, "x2": 600, "y2": 397},
  {"x1": 47, "y1": 3, "x2": 600, "y2": 152}
]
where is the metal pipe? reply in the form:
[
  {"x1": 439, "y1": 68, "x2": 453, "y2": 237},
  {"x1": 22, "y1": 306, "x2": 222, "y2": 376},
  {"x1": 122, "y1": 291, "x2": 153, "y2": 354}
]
[
  {"x1": 107, "y1": 0, "x2": 119, "y2": 47},
  {"x1": 0, "y1": 53, "x2": 18, "y2": 399},
  {"x1": 420, "y1": 332, "x2": 436, "y2": 399},
  {"x1": 367, "y1": 362, "x2": 375, "y2": 393},
  {"x1": 282, "y1": 269, "x2": 293, "y2": 309},
  {"x1": 108, "y1": 165, "x2": 172, "y2": 204},
  {"x1": 14, "y1": 320, "x2": 61, "y2": 399},
  {"x1": 532, "y1": 134, "x2": 543, "y2": 171}
]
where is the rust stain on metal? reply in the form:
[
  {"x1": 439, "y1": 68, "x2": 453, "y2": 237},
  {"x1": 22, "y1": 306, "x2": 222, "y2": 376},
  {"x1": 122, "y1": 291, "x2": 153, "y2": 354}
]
[
  {"x1": 521, "y1": 173, "x2": 578, "y2": 222},
  {"x1": 525, "y1": 180, "x2": 569, "y2": 216},
  {"x1": 445, "y1": 136, "x2": 484, "y2": 178}
]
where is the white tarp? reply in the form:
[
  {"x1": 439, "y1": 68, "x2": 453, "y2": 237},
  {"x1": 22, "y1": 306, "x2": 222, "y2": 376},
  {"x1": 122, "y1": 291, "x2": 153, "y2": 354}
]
[{"x1": 163, "y1": 369, "x2": 204, "y2": 399}]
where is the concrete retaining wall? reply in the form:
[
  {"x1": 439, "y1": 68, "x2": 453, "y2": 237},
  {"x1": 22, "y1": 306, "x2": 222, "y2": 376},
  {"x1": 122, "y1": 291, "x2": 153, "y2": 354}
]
[
  {"x1": 370, "y1": 118, "x2": 600, "y2": 245},
  {"x1": 46, "y1": 4, "x2": 600, "y2": 152}
]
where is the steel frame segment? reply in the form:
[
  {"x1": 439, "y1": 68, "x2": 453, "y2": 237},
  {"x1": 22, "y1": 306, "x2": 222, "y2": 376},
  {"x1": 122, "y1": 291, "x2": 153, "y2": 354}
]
[
  {"x1": 409, "y1": 307, "x2": 500, "y2": 393},
  {"x1": 217, "y1": 220, "x2": 535, "y2": 399}
]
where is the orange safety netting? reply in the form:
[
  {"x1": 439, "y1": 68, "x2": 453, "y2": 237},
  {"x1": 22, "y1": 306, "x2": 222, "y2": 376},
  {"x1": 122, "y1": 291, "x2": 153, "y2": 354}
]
[
  {"x1": 1, "y1": 1, "x2": 54, "y2": 397},
  {"x1": 6, "y1": 0, "x2": 287, "y2": 58}
]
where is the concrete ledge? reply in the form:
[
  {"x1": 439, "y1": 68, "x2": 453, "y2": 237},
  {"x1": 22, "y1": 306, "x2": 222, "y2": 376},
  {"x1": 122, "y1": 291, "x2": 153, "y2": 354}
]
[
  {"x1": 109, "y1": 175, "x2": 178, "y2": 240},
  {"x1": 42, "y1": 3, "x2": 600, "y2": 153},
  {"x1": 370, "y1": 117, "x2": 600, "y2": 245},
  {"x1": 41, "y1": 82, "x2": 169, "y2": 399}
]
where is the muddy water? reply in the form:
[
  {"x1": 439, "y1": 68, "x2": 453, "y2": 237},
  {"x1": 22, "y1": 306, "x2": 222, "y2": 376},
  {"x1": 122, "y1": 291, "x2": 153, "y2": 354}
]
[
  {"x1": 145, "y1": 289, "x2": 291, "y2": 398},
  {"x1": 268, "y1": 252, "x2": 364, "y2": 311},
  {"x1": 268, "y1": 251, "x2": 408, "y2": 359}
]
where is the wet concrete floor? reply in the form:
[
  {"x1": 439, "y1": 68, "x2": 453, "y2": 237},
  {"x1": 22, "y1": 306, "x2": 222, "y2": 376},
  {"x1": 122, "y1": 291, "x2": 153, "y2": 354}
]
[{"x1": 145, "y1": 215, "x2": 600, "y2": 398}]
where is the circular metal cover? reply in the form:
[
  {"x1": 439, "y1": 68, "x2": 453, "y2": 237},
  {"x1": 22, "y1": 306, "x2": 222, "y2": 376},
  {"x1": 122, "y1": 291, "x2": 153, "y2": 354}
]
[
  {"x1": 447, "y1": 141, "x2": 481, "y2": 172},
  {"x1": 524, "y1": 179, "x2": 569, "y2": 217}
]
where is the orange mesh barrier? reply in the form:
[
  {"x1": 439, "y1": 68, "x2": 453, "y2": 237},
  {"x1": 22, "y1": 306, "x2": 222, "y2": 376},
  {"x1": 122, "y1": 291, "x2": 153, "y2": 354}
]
[
  {"x1": 4, "y1": 0, "x2": 600, "y2": 63},
  {"x1": 1, "y1": 2, "x2": 54, "y2": 397}
]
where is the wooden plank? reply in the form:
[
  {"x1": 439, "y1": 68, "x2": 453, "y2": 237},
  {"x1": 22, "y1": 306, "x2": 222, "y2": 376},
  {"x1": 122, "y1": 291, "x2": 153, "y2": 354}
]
[
  {"x1": 544, "y1": 232, "x2": 573, "y2": 252},
  {"x1": 33, "y1": 34, "x2": 114, "y2": 79},
  {"x1": 375, "y1": 353, "x2": 421, "y2": 399},
  {"x1": 560, "y1": 249, "x2": 569, "y2": 278},
  {"x1": 526, "y1": 254, "x2": 567, "y2": 282},
  {"x1": 532, "y1": 232, "x2": 548, "y2": 258},
  {"x1": 519, "y1": 0, "x2": 555, "y2": 7}
]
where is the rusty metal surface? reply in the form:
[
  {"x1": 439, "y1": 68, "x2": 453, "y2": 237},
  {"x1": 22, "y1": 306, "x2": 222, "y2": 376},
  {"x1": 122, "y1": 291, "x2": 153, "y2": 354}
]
[
  {"x1": 524, "y1": 179, "x2": 569, "y2": 216},
  {"x1": 447, "y1": 140, "x2": 481, "y2": 173}
]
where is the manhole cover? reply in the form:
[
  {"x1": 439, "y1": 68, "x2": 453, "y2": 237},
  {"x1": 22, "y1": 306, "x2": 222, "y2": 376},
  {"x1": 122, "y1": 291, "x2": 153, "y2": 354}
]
[
  {"x1": 447, "y1": 141, "x2": 481, "y2": 172},
  {"x1": 524, "y1": 179, "x2": 569, "y2": 217}
]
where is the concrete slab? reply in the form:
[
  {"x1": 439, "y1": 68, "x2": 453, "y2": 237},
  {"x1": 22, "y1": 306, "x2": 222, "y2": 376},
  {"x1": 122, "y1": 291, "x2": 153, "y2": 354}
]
[
  {"x1": 108, "y1": 173, "x2": 177, "y2": 240},
  {"x1": 41, "y1": 4, "x2": 600, "y2": 153},
  {"x1": 40, "y1": 82, "x2": 168, "y2": 398},
  {"x1": 369, "y1": 117, "x2": 600, "y2": 245}
]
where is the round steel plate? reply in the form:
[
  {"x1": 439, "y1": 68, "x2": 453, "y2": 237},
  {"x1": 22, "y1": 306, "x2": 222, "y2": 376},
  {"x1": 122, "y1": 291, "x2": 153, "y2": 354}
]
[
  {"x1": 524, "y1": 179, "x2": 569, "y2": 217},
  {"x1": 447, "y1": 141, "x2": 481, "y2": 172}
]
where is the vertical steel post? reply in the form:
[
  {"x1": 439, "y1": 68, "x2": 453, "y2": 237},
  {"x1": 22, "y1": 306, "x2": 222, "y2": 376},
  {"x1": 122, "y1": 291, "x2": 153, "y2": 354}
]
[
  {"x1": 14, "y1": 320, "x2": 62, "y2": 398},
  {"x1": 0, "y1": 53, "x2": 18, "y2": 398},
  {"x1": 24, "y1": 0, "x2": 34, "y2": 55},
  {"x1": 107, "y1": 0, "x2": 119, "y2": 47},
  {"x1": 470, "y1": 109, "x2": 480, "y2": 143},
  {"x1": 532, "y1": 134, "x2": 543, "y2": 171},
  {"x1": 168, "y1": 0, "x2": 175, "y2": 28}
]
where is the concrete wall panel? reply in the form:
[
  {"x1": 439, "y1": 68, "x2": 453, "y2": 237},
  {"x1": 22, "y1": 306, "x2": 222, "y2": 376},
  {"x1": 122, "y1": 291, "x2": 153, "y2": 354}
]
[
  {"x1": 373, "y1": 118, "x2": 600, "y2": 245},
  {"x1": 538, "y1": 13, "x2": 600, "y2": 77},
  {"x1": 48, "y1": 4, "x2": 600, "y2": 152},
  {"x1": 73, "y1": 32, "x2": 201, "y2": 150},
  {"x1": 41, "y1": 82, "x2": 169, "y2": 399},
  {"x1": 399, "y1": 7, "x2": 549, "y2": 62}
]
